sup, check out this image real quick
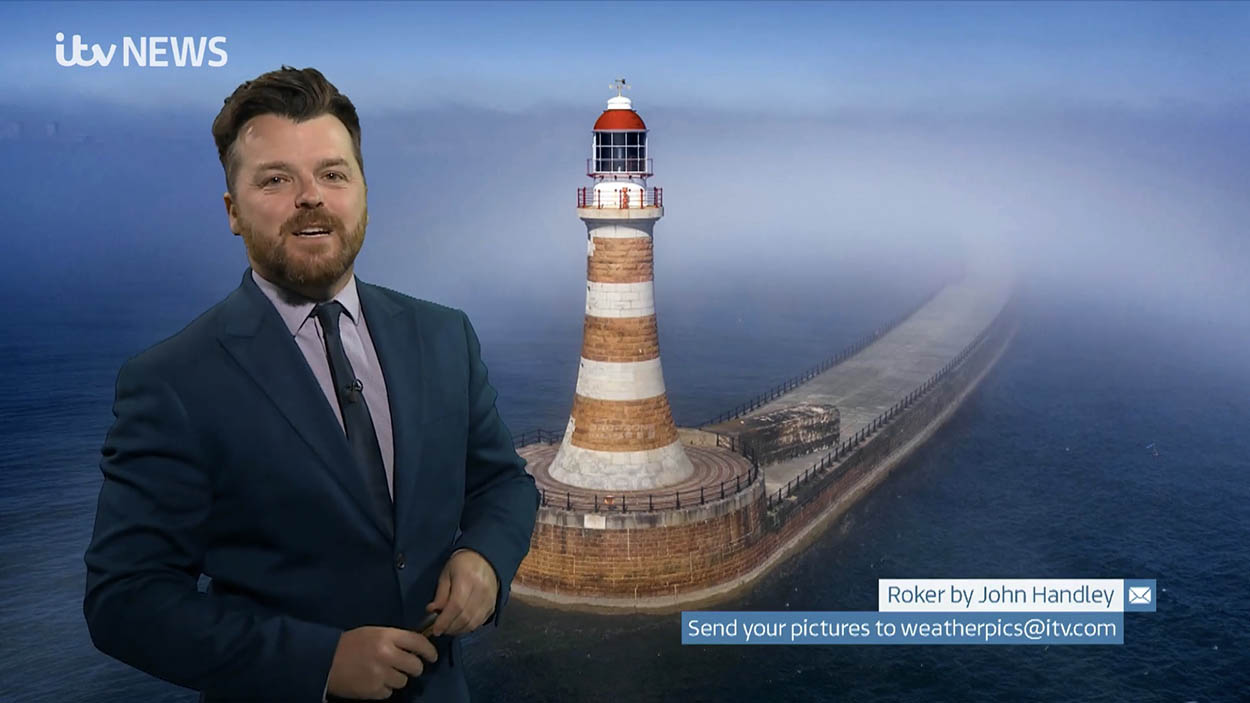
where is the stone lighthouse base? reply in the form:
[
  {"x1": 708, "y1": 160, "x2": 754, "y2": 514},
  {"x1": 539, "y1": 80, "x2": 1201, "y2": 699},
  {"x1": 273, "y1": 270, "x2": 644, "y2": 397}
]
[{"x1": 512, "y1": 429, "x2": 766, "y2": 609}]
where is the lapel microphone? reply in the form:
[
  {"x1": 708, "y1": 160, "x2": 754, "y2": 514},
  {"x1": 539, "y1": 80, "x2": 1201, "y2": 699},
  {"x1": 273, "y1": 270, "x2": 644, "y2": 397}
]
[{"x1": 341, "y1": 378, "x2": 364, "y2": 403}]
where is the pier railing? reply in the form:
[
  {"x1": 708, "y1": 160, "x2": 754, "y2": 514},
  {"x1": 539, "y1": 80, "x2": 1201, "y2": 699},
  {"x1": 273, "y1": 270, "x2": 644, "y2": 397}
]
[
  {"x1": 696, "y1": 282, "x2": 948, "y2": 428},
  {"x1": 524, "y1": 434, "x2": 761, "y2": 513},
  {"x1": 765, "y1": 298, "x2": 1014, "y2": 511},
  {"x1": 512, "y1": 428, "x2": 565, "y2": 449}
]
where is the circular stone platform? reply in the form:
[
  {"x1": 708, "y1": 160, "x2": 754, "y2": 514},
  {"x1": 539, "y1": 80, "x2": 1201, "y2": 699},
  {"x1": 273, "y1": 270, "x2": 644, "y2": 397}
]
[{"x1": 519, "y1": 442, "x2": 754, "y2": 512}]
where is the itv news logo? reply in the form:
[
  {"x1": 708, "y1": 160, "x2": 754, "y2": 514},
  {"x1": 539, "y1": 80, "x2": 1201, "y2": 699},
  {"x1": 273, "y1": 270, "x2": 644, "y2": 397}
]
[{"x1": 55, "y1": 32, "x2": 228, "y2": 68}]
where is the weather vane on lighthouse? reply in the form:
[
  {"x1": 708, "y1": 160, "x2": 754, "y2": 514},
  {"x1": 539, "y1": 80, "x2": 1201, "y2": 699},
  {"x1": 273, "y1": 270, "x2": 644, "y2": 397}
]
[{"x1": 610, "y1": 77, "x2": 629, "y2": 97}]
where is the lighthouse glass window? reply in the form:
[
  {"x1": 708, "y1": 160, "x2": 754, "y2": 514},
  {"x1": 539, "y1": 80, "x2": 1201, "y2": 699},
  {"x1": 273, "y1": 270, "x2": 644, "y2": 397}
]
[{"x1": 594, "y1": 131, "x2": 646, "y2": 173}]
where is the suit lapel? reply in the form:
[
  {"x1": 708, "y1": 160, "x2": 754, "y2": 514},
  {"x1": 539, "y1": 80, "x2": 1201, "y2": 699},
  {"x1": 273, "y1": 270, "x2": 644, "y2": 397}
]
[
  {"x1": 356, "y1": 280, "x2": 428, "y2": 546},
  {"x1": 216, "y1": 269, "x2": 394, "y2": 542}
]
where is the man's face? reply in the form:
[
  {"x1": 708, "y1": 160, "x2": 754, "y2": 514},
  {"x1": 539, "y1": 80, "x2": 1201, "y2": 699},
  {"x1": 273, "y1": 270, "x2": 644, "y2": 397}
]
[{"x1": 224, "y1": 113, "x2": 368, "y2": 296}]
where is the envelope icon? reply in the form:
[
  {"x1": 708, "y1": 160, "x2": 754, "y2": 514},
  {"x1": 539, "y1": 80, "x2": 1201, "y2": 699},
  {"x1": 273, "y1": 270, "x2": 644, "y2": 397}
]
[{"x1": 1128, "y1": 586, "x2": 1152, "y2": 604}]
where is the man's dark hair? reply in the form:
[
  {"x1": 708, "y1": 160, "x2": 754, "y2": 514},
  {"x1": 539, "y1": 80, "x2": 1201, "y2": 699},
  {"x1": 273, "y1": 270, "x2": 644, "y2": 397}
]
[{"x1": 212, "y1": 65, "x2": 365, "y2": 196}]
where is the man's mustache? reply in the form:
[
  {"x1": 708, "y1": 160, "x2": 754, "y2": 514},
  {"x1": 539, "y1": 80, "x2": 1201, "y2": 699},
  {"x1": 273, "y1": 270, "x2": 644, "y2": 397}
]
[{"x1": 285, "y1": 214, "x2": 344, "y2": 234}]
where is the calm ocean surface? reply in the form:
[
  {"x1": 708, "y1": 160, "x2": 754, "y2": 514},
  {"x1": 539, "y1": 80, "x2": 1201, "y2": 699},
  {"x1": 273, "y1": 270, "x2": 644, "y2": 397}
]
[{"x1": 1, "y1": 273, "x2": 1247, "y2": 702}]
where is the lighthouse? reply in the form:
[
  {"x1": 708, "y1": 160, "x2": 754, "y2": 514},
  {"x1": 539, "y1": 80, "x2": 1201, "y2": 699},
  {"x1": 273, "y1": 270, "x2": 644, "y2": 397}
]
[
  {"x1": 511, "y1": 81, "x2": 764, "y2": 607},
  {"x1": 546, "y1": 80, "x2": 695, "y2": 492}
]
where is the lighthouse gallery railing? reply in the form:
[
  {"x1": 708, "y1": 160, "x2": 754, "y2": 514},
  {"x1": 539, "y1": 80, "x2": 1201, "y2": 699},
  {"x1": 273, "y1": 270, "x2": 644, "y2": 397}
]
[{"x1": 577, "y1": 186, "x2": 662, "y2": 209}]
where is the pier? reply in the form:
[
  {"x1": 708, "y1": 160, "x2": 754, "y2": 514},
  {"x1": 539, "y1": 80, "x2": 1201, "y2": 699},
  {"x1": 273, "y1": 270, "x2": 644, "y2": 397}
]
[{"x1": 708, "y1": 273, "x2": 1013, "y2": 496}]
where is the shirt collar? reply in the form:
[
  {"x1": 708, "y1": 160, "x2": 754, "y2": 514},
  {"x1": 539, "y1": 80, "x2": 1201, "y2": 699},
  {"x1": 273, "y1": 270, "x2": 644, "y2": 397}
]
[{"x1": 251, "y1": 268, "x2": 362, "y2": 336}]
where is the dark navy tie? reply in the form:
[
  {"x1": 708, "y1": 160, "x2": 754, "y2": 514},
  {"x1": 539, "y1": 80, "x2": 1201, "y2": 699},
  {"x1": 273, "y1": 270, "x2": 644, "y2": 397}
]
[{"x1": 312, "y1": 301, "x2": 393, "y2": 532}]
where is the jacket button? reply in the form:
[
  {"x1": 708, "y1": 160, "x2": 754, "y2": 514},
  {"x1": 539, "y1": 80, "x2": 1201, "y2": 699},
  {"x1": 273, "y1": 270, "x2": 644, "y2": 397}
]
[{"x1": 395, "y1": 552, "x2": 406, "y2": 570}]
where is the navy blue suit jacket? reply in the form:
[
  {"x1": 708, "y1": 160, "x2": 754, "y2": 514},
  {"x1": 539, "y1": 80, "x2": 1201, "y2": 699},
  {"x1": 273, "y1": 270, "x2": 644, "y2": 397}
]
[{"x1": 83, "y1": 268, "x2": 539, "y2": 702}]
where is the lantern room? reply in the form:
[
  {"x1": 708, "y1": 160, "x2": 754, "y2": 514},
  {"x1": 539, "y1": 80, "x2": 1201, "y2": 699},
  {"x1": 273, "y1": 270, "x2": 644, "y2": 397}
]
[{"x1": 590, "y1": 93, "x2": 651, "y2": 177}]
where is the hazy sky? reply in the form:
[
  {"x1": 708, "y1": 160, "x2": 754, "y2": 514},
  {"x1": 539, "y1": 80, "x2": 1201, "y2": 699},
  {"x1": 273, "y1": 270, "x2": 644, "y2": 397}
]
[
  {"x1": 4, "y1": 2, "x2": 1247, "y2": 113},
  {"x1": 2, "y1": 1, "x2": 1247, "y2": 336}
]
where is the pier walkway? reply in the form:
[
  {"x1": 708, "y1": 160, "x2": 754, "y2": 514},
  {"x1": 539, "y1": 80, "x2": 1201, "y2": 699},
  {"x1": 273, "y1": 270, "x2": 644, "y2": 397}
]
[{"x1": 717, "y1": 274, "x2": 1013, "y2": 495}]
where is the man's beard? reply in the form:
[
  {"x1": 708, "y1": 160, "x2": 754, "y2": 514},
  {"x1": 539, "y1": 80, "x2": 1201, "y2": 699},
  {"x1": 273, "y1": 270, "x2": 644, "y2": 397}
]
[{"x1": 240, "y1": 205, "x2": 367, "y2": 292}]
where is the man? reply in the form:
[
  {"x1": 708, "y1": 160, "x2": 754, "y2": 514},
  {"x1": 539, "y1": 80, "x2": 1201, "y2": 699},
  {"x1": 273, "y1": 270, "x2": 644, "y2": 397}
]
[{"x1": 83, "y1": 66, "x2": 540, "y2": 702}]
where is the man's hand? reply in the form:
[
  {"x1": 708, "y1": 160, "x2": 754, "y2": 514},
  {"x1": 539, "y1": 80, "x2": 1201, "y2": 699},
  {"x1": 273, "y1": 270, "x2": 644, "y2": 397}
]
[
  {"x1": 425, "y1": 549, "x2": 499, "y2": 636},
  {"x1": 326, "y1": 626, "x2": 437, "y2": 700}
]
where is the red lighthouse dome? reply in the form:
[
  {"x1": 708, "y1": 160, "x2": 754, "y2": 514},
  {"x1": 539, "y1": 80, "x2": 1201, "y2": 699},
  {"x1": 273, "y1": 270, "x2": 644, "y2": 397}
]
[{"x1": 593, "y1": 97, "x2": 646, "y2": 130}]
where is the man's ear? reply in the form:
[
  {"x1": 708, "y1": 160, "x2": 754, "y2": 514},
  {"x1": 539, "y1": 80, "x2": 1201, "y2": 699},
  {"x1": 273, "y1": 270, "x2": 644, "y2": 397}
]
[{"x1": 223, "y1": 192, "x2": 241, "y2": 236}]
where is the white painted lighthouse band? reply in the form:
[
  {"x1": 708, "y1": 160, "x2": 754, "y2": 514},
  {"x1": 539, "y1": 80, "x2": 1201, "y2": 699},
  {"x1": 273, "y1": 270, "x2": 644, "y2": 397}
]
[{"x1": 547, "y1": 81, "x2": 695, "y2": 491}]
